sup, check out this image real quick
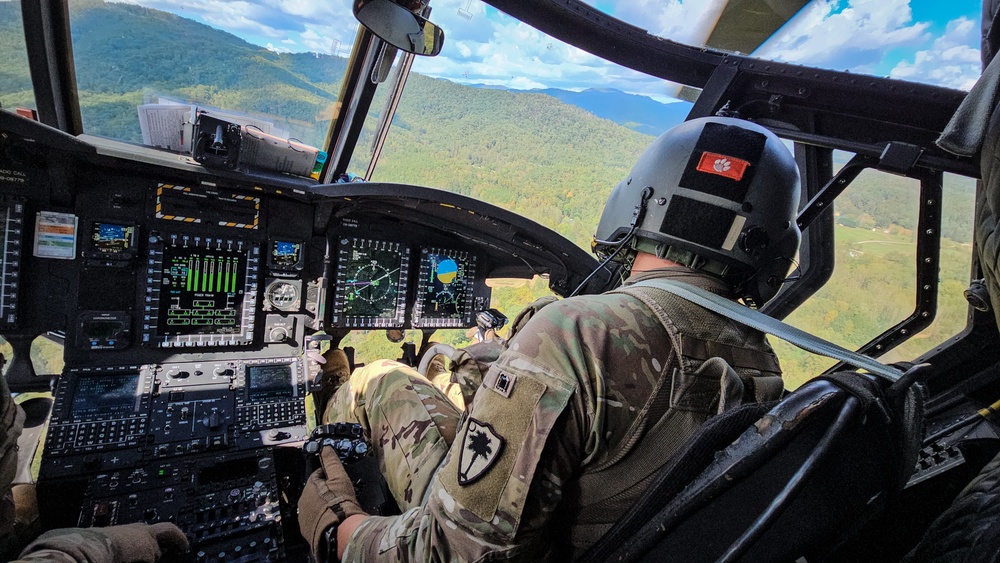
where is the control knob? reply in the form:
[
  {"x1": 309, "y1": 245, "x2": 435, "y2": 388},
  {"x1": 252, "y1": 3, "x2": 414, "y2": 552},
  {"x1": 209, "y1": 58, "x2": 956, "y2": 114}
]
[{"x1": 268, "y1": 327, "x2": 289, "y2": 343}]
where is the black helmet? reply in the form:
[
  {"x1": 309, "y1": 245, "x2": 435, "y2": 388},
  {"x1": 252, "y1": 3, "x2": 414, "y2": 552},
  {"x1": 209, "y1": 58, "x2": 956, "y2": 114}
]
[{"x1": 594, "y1": 116, "x2": 801, "y2": 307}]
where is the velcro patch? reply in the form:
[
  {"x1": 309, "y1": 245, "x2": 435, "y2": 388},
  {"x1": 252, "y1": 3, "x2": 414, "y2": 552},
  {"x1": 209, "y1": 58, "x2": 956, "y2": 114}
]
[
  {"x1": 678, "y1": 122, "x2": 767, "y2": 203},
  {"x1": 457, "y1": 418, "x2": 506, "y2": 485},
  {"x1": 439, "y1": 370, "x2": 553, "y2": 526}
]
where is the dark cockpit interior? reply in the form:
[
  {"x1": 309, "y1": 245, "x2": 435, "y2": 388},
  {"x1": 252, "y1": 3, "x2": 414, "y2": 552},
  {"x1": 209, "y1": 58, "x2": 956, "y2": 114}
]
[{"x1": 5, "y1": 0, "x2": 1000, "y2": 561}]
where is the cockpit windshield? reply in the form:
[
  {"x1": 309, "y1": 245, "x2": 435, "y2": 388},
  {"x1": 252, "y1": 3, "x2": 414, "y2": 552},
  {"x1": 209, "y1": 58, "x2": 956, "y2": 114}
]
[
  {"x1": 0, "y1": 0, "x2": 985, "y2": 383},
  {"x1": 1, "y1": 1, "x2": 981, "y2": 155},
  {"x1": 66, "y1": 0, "x2": 356, "y2": 149}
]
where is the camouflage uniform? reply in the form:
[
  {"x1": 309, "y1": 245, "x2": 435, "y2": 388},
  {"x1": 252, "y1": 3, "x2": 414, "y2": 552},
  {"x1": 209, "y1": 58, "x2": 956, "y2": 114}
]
[
  {"x1": 323, "y1": 267, "x2": 783, "y2": 561},
  {"x1": 0, "y1": 363, "x2": 26, "y2": 557}
]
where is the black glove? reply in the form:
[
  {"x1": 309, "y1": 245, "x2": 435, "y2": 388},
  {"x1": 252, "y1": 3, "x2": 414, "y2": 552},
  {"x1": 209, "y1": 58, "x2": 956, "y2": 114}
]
[
  {"x1": 298, "y1": 446, "x2": 366, "y2": 562},
  {"x1": 20, "y1": 522, "x2": 188, "y2": 562}
]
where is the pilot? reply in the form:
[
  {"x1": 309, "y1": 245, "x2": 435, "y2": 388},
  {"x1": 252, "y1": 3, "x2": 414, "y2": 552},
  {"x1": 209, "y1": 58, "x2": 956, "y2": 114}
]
[
  {"x1": 299, "y1": 116, "x2": 802, "y2": 562},
  {"x1": 0, "y1": 354, "x2": 189, "y2": 562}
]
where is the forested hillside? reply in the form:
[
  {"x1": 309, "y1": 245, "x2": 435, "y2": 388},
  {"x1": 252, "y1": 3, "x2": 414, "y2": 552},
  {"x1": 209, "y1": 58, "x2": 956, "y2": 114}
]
[{"x1": 0, "y1": 0, "x2": 980, "y2": 386}]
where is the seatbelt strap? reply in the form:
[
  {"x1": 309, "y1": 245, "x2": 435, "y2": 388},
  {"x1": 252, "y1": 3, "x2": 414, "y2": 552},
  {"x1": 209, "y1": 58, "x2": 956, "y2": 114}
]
[{"x1": 628, "y1": 279, "x2": 903, "y2": 382}]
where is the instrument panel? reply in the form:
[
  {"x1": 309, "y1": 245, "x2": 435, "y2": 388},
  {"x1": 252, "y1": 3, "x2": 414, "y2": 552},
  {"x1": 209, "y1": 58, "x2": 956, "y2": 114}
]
[
  {"x1": 330, "y1": 237, "x2": 490, "y2": 330},
  {"x1": 1, "y1": 110, "x2": 601, "y2": 562}
]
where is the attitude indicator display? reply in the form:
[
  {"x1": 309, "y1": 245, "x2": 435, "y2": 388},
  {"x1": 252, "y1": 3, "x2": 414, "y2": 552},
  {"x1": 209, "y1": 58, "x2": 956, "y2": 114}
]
[
  {"x1": 85, "y1": 221, "x2": 137, "y2": 260},
  {"x1": 332, "y1": 237, "x2": 410, "y2": 328},
  {"x1": 0, "y1": 196, "x2": 25, "y2": 329},
  {"x1": 143, "y1": 233, "x2": 259, "y2": 347},
  {"x1": 413, "y1": 247, "x2": 478, "y2": 328}
]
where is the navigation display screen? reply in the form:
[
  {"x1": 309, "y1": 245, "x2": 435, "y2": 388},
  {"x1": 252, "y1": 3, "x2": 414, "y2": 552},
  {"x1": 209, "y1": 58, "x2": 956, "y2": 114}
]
[
  {"x1": 247, "y1": 364, "x2": 294, "y2": 402},
  {"x1": 413, "y1": 247, "x2": 478, "y2": 328},
  {"x1": 90, "y1": 222, "x2": 135, "y2": 257},
  {"x1": 332, "y1": 237, "x2": 410, "y2": 328},
  {"x1": 143, "y1": 234, "x2": 259, "y2": 347},
  {"x1": 71, "y1": 374, "x2": 141, "y2": 419}
]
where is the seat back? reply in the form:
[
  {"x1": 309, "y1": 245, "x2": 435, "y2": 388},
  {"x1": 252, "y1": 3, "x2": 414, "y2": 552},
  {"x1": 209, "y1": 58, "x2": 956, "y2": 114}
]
[{"x1": 582, "y1": 373, "x2": 921, "y2": 563}]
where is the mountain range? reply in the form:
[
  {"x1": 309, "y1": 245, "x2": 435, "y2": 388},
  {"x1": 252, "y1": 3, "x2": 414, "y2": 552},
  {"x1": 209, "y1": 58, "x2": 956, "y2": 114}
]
[{"x1": 475, "y1": 86, "x2": 692, "y2": 136}]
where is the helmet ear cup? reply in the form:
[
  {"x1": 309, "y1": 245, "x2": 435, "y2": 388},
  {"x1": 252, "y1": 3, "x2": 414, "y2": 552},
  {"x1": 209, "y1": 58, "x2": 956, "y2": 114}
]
[{"x1": 593, "y1": 116, "x2": 801, "y2": 306}]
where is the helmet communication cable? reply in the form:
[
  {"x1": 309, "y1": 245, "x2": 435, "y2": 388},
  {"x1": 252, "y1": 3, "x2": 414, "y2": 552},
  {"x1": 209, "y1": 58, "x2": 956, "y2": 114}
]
[{"x1": 570, "y1": 187, "x2": 653, "y2": 297}]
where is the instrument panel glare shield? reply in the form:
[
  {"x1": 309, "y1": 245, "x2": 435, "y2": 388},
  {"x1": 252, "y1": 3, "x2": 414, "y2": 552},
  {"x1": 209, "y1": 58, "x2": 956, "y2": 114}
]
[{"x1": 332, "y1": 237, "x2": 410, "y2": 328}]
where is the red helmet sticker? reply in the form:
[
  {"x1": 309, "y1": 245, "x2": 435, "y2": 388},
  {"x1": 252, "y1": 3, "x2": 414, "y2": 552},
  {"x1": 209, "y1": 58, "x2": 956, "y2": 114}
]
[{"x1": 696, "y1": 152, "x2": 750, "y2": 182}]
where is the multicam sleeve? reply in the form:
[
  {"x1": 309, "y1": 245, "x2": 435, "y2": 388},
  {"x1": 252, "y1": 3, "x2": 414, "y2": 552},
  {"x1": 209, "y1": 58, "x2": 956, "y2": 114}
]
[{"x1": 342, "y1": 299, "x2": 602, "y2": 561}]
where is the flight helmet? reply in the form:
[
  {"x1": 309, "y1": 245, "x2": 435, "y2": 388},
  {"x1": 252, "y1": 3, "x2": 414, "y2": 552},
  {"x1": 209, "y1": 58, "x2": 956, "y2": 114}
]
[{"x1": 593, "y1": 116, "x2": 801, "y2": 307}]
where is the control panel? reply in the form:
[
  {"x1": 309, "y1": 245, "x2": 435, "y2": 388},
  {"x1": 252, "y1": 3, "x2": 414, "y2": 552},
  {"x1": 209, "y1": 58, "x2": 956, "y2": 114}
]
[
  {"x1": 76, "y1": 449, "x2": 288, "y2": 563},
  {"x1": 39, "y1": 359, "x2": 309, "y2": 558}
]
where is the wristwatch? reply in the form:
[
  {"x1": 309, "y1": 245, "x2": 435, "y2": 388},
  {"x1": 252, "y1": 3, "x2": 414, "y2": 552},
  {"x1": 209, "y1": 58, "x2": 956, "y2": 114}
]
[{"x1": 320, "y1": 523, "x2": 339, "y2": 563}]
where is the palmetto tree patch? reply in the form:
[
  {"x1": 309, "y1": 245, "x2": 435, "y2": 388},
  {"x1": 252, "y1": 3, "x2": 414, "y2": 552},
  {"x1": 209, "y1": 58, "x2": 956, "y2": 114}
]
[{"x1": 457, "y1": 418, "x2": 506, "y2": 485}]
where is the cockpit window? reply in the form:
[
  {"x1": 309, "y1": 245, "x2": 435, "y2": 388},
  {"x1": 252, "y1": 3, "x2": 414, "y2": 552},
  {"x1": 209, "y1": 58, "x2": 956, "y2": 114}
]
[
  {"x1": 586, "y1": 0, "x2": 982, "y2": 92},
  {"x1": 65, "y1": 0, "x2": 355, "y2": 149},
  {"x1": 775, "y1": 161, "x2": 976, "y2": 388},
  {"x1": 0, "y1": 1, "x2": 37, "y2": 115}
]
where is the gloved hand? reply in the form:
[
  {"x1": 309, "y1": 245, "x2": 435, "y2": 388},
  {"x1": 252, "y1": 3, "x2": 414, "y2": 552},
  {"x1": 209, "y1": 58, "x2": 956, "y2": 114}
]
[
  {"x1": 299, "y1": 446, "x2": 366, "y2": 562},
  {"x1": 19, "y1": 522, "x2": 188, "y2": 562}
]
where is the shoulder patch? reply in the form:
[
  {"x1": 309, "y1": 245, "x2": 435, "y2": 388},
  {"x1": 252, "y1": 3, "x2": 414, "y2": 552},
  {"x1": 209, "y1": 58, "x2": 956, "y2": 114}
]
[{"x1": 458, "y1": 418, "x2": 506, "y2": 485}]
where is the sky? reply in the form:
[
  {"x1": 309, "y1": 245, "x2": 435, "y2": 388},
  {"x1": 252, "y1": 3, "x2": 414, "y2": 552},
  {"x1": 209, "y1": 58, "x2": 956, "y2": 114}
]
[{"x1": 111, "y1": 0, "x2": 985, "y2": 101}]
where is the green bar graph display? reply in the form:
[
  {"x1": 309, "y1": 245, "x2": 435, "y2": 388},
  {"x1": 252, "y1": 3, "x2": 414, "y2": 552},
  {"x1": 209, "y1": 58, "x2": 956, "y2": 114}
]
[{"x1": 157, "y1": 240, "x2": 253, "y2": 341}]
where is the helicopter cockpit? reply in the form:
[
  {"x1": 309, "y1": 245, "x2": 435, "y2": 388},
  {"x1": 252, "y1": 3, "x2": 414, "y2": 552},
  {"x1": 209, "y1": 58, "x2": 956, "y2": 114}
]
[{"x1": 2, "y1": 0, "x2": 1000, "y2": 561}]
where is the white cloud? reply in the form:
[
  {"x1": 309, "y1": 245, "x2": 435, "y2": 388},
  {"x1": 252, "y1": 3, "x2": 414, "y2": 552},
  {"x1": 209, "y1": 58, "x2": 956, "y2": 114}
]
[
  {"x1": 756, "y1": 0, "x2": 930, "y2": 70},
  {"x1": 202, "y1": 11, "x2": 286, "y2": 39},
  {"x1": 266, "y1": 42, "x2": 292, "y2": 53},
  {"x1": 409, "y1": 1, "x2": 676, "y2": 100},
  {"x1": 299, "y1": 28, "x2": 331, "y2": 54},
  {"x1": 612, "y1": 0, "x2": 728, "y2": 46},
  {"x1": 890, "y1": 17, "x2": 981, "y2": 90},
  {"x1": 112, "y1": 0, "x2": 356, "y2": 53}
]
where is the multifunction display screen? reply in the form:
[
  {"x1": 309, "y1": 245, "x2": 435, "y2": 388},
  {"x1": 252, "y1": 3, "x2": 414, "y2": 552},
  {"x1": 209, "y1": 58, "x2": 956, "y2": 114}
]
[
  {"x1": 247, "y1": 364, "x2": 294, "y2": 402},
  {"x1": 332, "y1": 237, "x2": 410, "y2": 328},
  {"x1": 90, "y1": 222, "x2": 136, "y2": 257},
  {"x1": 71, "y1": 374, "x2": 141, "y2": 420},
  {"x1": 143, "y1": 234, "x2": 259, "y2": 347},
  {"x1": 269, "y1": 240, "x2": 303, "y2": 271},
  {"x1": 413, "y1": 247, "x2": 478, "y2": 328}
]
